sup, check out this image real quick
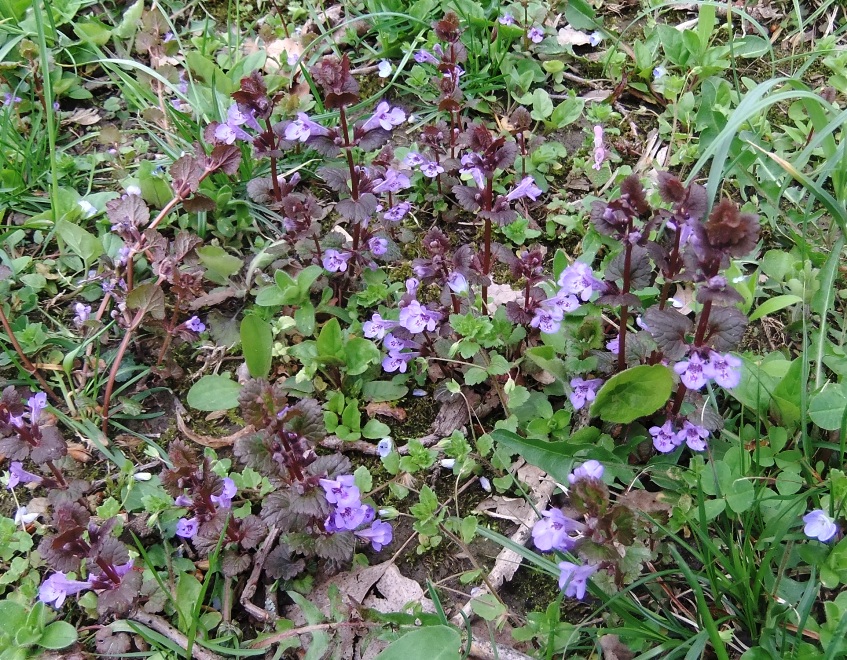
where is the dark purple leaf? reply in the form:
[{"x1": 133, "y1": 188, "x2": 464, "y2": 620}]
[
  {"x1": 31, "y1": 425, "x2": 67, "y2": 464},
  {"x1": 706, "y1": 306, "x2": 747, "y2": 351},
  {"x1": 336, "y1": 194, "x2": 378, "y2": 224},
  {"x1": 641, "y1": 308, "x2": 693, "y2": 361},
  {"x1": 452, "y1": 185, "x2": 481, "y2": 212},
  {"x1": 264, "y1": 543, "x2": 306, "y2": 580},
  {"x1": 208, "y1": 144, "x2": 242, "y2": 175}
]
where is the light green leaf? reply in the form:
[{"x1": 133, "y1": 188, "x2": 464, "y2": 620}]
[
  {"x1": 590, "y1": 365, "x2": 673, "y2": 424},
  {"x1": 55, "y1": 219, "x2": 104, "y2": 264},
  {"x1": 186, "y1": 375, "x2": 242, "y2": 411},
  {"x1": 38, "y1": 621, "x2": 77, "y2": 650},
  {"x1": 748, "y1": 294, "x2": 802, "y2": 322},
  {"x1": 375, "y1": 625, "x2": 461, "y2": 660},
  {"x1": 198, "y1": 245, "x2": 243, "y2": 279},
  {"x1": 809, "y1": 386, "x2": 847, "y2": 431},
  {"x1": 241, "y1": 315, "x2": 273, "y2": 378}
]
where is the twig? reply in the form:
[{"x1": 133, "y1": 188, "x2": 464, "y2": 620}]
[
  {"x1": 240, "y1": 524, "x2": 279, "y2": 623},
  {"x1": 129, "y1": 610, "x2": 223, "y2": 660}
]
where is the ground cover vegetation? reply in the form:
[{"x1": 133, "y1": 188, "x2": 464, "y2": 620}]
[{"x1": 0, "y1": 0, "x2": 846, "y2": 657}]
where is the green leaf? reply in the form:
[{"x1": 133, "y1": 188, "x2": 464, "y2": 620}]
[
  {"x1": 590, "y1": 365, "x2": 673, "y2": 424},
  {"x1": 241, "y1": 315, "x2": 273, "y2": 378},
  {"x1": 530, "y1": 89, "x2": 554, "y2": 121},
  {"x1": 748, "y1": 294, "x2": 802, "y2": 322},
  {"x1": 294, "y1": 302, "x2": 316, "y2": 336},
  {"x1": 186, "y1": 375, "x2": 242, "y2": 411},
  {"x1": 0, "y1": 600, "x2": 28, "y2": 637},
  {"x1": 549, "y1": 96, "x2": 584, "y2": 128},
  {"x1": 185, "y1": 51, "x2": 235, "y2": 95},
  {"x1": 363, "y1": 381, "x2": 408, "y2": 402},
  {"x1": 362, "y1": 418, "x2": 391, "y2": 440},
  {"x1": 112, "y1": 0, "x2": 143, "y2": 38},
  {"x1": 125, "y1": 283, "x2": 166, "y2": 320},
  {"x1": 38, "y1": 621, "x2": 77, "y2": 650},
  {"x1": 197, "y1": 245, "x2": 243, "y2": 279},
  {"x1": 491, "y1": 429, "x2": 574, "y2": 484},
  {"x1": 375, "y1": 625, "x2": 461, "y2": 660},
  {"x1": 809, "y1": 386, "x2": 847, "y2": 431},
  {"x1": 464, "y1": 366, "x2": 488, "y2": 386},
  {"x1": 469, "y1": 593, "x2": 506, "y2": 621},
  {"x1": 344, "y1": 337, "x2": 380, "y2": 376},
  {"x1": 55, "y1": 219, "x2": 104, "y2": 264},
  {"x1": 316, "y1": 318, "x2": 344, "y2": 359}
]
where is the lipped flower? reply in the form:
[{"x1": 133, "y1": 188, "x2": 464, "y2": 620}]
[
  {"x1": 569, "y1": 377, "x2": 603, "y2": 411},
  {"x1": 373, "y1": 168, "x2": 411, "y2": 193},
  {"x1": 184, "y1": 316, "x2": 206, "y2": 333},
  {"x1": 588, "y1": 30, "x2": 603, "y2": 47},
  {"x1": 506, "y1": 176, "x2": 543, "y2": 202},
  {"x1": 420, "y1": 161, "x2": 445, "y2": 178},
  {"x1": 706, "y1": 352, "x2": 742, "y2": 389},
  {"x1": 377, "y1": 60, "x2": 392, "y2": 78},
  {"x1": 327, "y1": 502, "x2": 372, "y2": 532},
  {"x1": 531, "y1": 307, "x2": 564, "y2": 335},
  {"x1": 7, "y1": 462, "x2": 44, "y2": 489},
  {"x1": 363, "y1": 313, "x2": 396, "y2": 340},
  {"x1": 803, "y1": 509, "x2": 838, "y2": 542},
  {"x1": 284, "y1": 112, "x2": 331, "y2": 142},
  {"x1": 176, "y1": 517, "x2": 199, "y2": 539},
  {"x1": 214, "y1": 104, "x2": 261, "y2": 144},
  {"x1": 211, "y1": 477, "x2": 237, "y2": 509},
  {"x1": 558, "y1": 263, "x2": 603, "y2": 301},
  {"x1": 319, "y1": 475, "x2": 361, "y2": 507},
  {"x1": 381, "y1": 351, "x2": 415, "y2": 373},
  {"x1": 384, "y1": 201, "x2": 412, "y2": 222},
  {"x1": 674, "y1": 352, "x2": 710, "y2": 390},
  {"x1": 568, "y1": 460, "x2": 604, "y2": 484},
  {"x1": 39, "y1": 573, "x2": 93, "y2": 608},
  {"x1": 354, "y1": 520, "x2": 393, "y2": 551},
  {"x1": 649, "y1": 420, "x2": 679, "y2": 453},
  {"x1": 447, "y1": 271, "x2": 469, "y2": 295},
  {"x1": 592, "y1": 125, "x2": 606, "y2": 171},
  {"x1": 322, "y1": 249, "x2": 352, "y2": 273},
  {"x1": 28, "y1": 392, "x2": 48, "y2": 424},
  {"x1": 369, "y1": 237, "x2": 389, "y2": 256},
  {"x1": 527, "y1": 26, "x2": 544, "y2": 43},
  {"x1": 676, "y1": 421, "x2": 709, "y2": 452},
  {"x1": 73, "y1": 302, "x2": 91, "y2": 326},
  {"x1": 376, "y1": 438, "x2": 393, "y2": 458},
  {"x1": 414, "y1": 49, "x2": 439, "y2": 65},
  {"x1": 532, "y1": 508, "x2": 581, "y2": 552},
  {"x1": 362, "y1": 101, "x2": 406, "y2": 132},
  {"x1": 14, "y1": 506, "x2": 38, "y2": 525},
  {"x1": 498, "y1": 13, "x2": 515, "y2": 25},
  {"x1": 557, "y1": 561, "x2": 597, "y2": 600},
  {"x1": 399, "y1": 300, "x2": 441, "y2": 333}
]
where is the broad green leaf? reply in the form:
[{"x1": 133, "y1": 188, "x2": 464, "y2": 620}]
[
  {"x1": 550, "y1": 96, "x2": 584, "y2": 128},
  {"x1": 375, "y1": 625, "x2": 461, "y2": 660},
  {"x1": 490, "y1": 429, "x2": 574, "y2": 484},
  {"x1": 241, "y1": 315, "x2": 273, "y2": 378},
  {"x1": 362, "y1": 381, "x2": 408, "y2": 402},
  {"x1": 530, "y1": 89, "x2": 554, "y2": 121},
  {"x1": 748, "y1": 294, "x2": 802, "y2": 322},
  {"x1": 362, "y1": 418, "x2": 390, "y2": 440},
  {"x1": 469, "y1": 593, "x2": 506, "y2": 621},
  {"x1": 186, "y1": 375, "x2": 242, "y2": 411},
  {"x1": 197, "y1": 245, "x2": 243, "y2": 279},
  {"x1": 55, "y1": 219, "x2": 104, "y2": 264},
  {"x1": 344, "y1": 337, "x2": 380, "y2": 376},
  {"x1": 38, "y1": 621, "x2": 77, "y2": 650},
  {"x1": 809, "y1": 386, "x2": 847, "y2": 431},
  {"x1": 590, "y1": 365, "x2": 673, "y2": 424},
  {"x1": 316, "y1": 318, "x2": 344, "y2": 359},
  {"x1": 185, "y1": 51, "x2": 235, "y2": 95}
]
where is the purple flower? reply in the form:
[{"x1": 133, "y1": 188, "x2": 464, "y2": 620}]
[
  {"x1": 284, "y1": 112, "x2": 331, "y2": 142},
  {"x1": 362, "y1": 101, "x2": 406, "y2": 132},
  {"x1": 28, "y1": 392, "x2": 48, "y2": 424},
  {"x1": 3, "y1": 92, "x2": 22, "y2": 106},
  {"x1": 414, "y1": 49, "x2": 439, "y2": 65},
  {"x1": 373, "y1": 168, "x2": 411, "y2": 193},
  {"x1": 447, "y1": 271, "x2": 469, "y2": 295},
  {"x1": 369, "y1": 237, "x2": 389, "y2": 257},
  {"x1": 592, "y1": 125, "x2": 606, "y2": 171},
  {"x1": 532, "y1": 508, "x2": 581, "y2": 552},
  {"x1": 459, "y1": 154, "x2": 485, "y2": 188},
  {"x1": 354, "y1": 520, "x2": 393, "y2": 550},
  {"x1": 399, "y1": 300, "x2": 441, "y2": 333},
  {"x1": 382, "y1": 351, "x2": 414, "y2": 373},
  {"x1": 567, "y1": 460, "x2": 604, "y2": 484},
  {"x1": 558, "y1": 263, "x2": 603, "y2": 301},
  {"x1": 39, "y1": 572, "x2": 93, "y2": 608},
  {"x1": 176, "y1": 517, "x2": 199, "y2": 538},
  {"x1": 379, "y1": 203, "x2": 408, "y2": 224},
  {"x1": 653, "y1": 66, "x2": 667, "y2": 80},
  {"x1": 498, "y1": 13, "x2": 515, "y2": 25},
  {"x1": 557, "y1": 562, "x2": 597, "y2": 599},
  {"x1": 403, "y1": 152, "x2": 426, "y2": 168},
  {"x1": 649, "y1": 420, "x2": 679, "y2": 453},
  {"x1": 676, "y1": 420, "x2": 709, "y2": 452},
  {"x1": 589, "y1": 30, "x2": 603, "y2": 47},
  {"x1": 606, "y1": 335, "x2": 620, "y2": 352},
  {"x1": 174, "y1": 494, "x2": 192, "y2": 507},
  {"x1": 7, "y1": 462, "x2": 43, "y2": 490},
  {"x1": 363, "y1": 313, "x2": 396, "y2": 340},
  {"x1": 211, "y1": 477, "x2": 237, "y2": 509},
  {"x1": 506, "y1": 176, "x2": 543, "y2": 202},
  {"x1": 420, "y1": 160, "x2": 445, "y2": 178},
  {"x1": 383, "y1": 334, "x2": 409, "y2": 353},
  {"x1": 116, "y1": 246, "x2": 132, "y2": 266},
  {"x1": 376, "y1": 438, "x2": 393, "y2": 458},
  {"x1": 323, "y1": 249, "x2": 352, "y2": 273},
  {"x1": 569, "y1": 377, "x2": 603, "y2": 411},
  {"x1": 73, "y1": 302, "x2": 91, "y2": 326},
  {"x1": 320, "y1": 475, "x2": 361, "y2": 507},
  {"x1": 328, "y1": 503, "x2": 371, "y2": 531},
  {"x1": 78, "y1": 200, "x2": 97, "y2": 218},
  {"x1": 214, "y1": 104, "x2": 260, "y2": 144},
  {"x1": 184, "y1": 316, "x2": 206, "y2": 333},
  {"x1": 377, "y1": 60, "x2": 392, "y2": 78},
  {"x1": 531, "y1": 307, "x2": 563, "y2": 334},
  {"x1": 803, "y1": 509, "x2": 838, "y2": 542},
  {"x1": 14, "y1": 506, "x2": 38, "y2": 525},
  {"x1": 405, "y1": 278, "x2": 420, "y2": 297},
  {"x1": 706, "y1": 352, "x2": 742, "y2": 389},
  {"x1": 674, "y1": 352, "x2": 710, "y2": 390},
  {"x1": 480, "y1": 476, "x2": 491, "y2": 492},
  {"x1": 527, "y1": 26, "x2": 544, "y2": 43},
  {"x1": 543, "y1": 291, "x2": 580, "y2": 316}
]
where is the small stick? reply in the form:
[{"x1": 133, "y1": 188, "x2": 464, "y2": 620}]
[{"x1": 240, "y1": 524, "x2": 279, "y2": 623}]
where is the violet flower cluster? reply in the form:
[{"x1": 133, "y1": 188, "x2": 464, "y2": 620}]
[
  {"x1": 531, "y1": 460, "x2": 605, "y2": 600},
  {"x1": 320, "y1": 475, "x2": 393, "y2": 551}
]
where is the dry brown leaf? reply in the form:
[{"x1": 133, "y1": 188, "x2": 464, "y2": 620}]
[
  {"x1": 67, "y1": 443, "x2": 92, "y2": 463},
  {"x1": 474, "y1": 496, "x2": 533, "y2": 524},
  {"x1": 363, "y1": 564, "x2": 435, "y2": 614},
  {"x1": 364, "y1": 402, "x2": 406, "y2": 422},
  {"x1": 617, "y1": 489, "x2": 672, "y2": 515},
  {"x1": 63, "y1": 108, "x2": 100, "y2": 126},
  {"x1": 600, "y1": 634, "x2": 635, "y2": 660}
]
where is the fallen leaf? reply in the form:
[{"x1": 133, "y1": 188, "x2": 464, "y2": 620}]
[
  {"x1": 363, "y1": 564, "x2": 435, "y2": 614},
  {"x1": 600, "y1": 634, "x2": 635, "y2": 660},
  {"x1": 474, "y1": 496, "x2": 533, "y2": 524},
  {"x1": 63, "y1": 108, "x2": 100, "y2": 125},
  {"x1": 557, "y1": 26, "x2": 592, "y2": 47},
  {"x1": 364, "y1": 402, "x2": 407, "y2": 422}
]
